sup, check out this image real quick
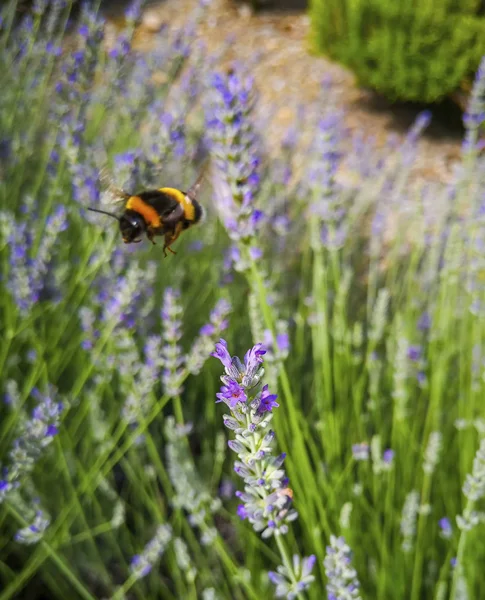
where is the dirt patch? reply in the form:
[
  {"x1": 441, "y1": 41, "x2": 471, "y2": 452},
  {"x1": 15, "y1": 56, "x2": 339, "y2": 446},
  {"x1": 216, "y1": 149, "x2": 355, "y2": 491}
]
[{"x1": 125, "y1": 0, "x2": 463, "y2": 185}]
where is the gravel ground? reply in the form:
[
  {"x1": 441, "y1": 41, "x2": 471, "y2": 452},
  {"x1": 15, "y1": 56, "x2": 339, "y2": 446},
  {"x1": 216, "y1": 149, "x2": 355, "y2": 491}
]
[{"x1": 126, "y1": 0, "x2": 464, "y2": 185}]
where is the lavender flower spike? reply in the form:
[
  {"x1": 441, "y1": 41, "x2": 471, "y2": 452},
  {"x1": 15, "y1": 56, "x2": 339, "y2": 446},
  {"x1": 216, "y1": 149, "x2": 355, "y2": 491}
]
[
  {"x1": 129, "y1": 524, "x2": 172, "y2": 581},
  {"x1": 324, "y1": 535, "x2": 362, "y2": 600},
  {"x1": 462, "y1": 56, "x2": 485, "y2": 156},
  {"x1": 3, "y1": 389, "x2": 63, "y2": 498},
  {"x1": 161, "y1": 287, "x2": 185, "y2": 397},
  {"x1": 269, "y1": 554, "x2": 317, "y2": 598},
  {"x1": 15, "y1": 510, "x2": 50, "y2": 545},
  {"x1": 186, "y1": 298, "x2": 231, "y2": 375},
  {"x1": 205, "y1": 66, "x2": 262, "y2": 245},
  {"x1": 214, "y1": 339, "x2": 313, "y2": 596},
  {"x1": 212, "y1": 340, "x2": 297, "y2": 537}
]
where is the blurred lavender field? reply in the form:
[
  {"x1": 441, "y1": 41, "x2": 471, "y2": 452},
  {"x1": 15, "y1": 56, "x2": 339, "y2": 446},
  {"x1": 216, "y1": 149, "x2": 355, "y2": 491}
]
[{"x1": 1, "y1": 1, "x2": 485, "y2": 599}]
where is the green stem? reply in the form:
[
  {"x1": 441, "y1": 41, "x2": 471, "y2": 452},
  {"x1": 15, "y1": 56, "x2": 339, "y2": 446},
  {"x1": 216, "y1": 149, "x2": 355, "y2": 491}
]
[
  {"x1": 410, "y1": 472, "x2": 432, "y2": 600},
  {"x1": 450, "y1": 501, "x2": 474, "y2": 600},
  {"x1": 111, "y1": 573, "x2": 139, "y2": 600}
]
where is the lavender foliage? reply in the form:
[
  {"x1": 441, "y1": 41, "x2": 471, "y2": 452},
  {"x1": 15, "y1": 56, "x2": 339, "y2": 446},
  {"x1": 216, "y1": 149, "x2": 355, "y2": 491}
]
[{"x1": 165, "y1": 417, "x2": 221, "y2": 545}]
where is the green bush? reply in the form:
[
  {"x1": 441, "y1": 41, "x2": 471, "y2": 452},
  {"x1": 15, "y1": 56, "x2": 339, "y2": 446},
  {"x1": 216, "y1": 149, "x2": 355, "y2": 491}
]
[{"x1": 310, "y1": 0, "x2": 485, "y2": 102}]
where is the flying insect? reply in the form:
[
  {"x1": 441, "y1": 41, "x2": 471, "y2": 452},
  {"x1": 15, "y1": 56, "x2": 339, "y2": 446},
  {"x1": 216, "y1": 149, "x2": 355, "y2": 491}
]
[{"x1": 88, "y1": 167, "x2": 206, "y2": 256}]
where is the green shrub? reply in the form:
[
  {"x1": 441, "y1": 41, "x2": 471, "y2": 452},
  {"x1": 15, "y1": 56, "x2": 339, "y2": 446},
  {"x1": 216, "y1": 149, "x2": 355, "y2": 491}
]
[{"x1": 310, "y1": 0, "x2": 485, "y2": 102}]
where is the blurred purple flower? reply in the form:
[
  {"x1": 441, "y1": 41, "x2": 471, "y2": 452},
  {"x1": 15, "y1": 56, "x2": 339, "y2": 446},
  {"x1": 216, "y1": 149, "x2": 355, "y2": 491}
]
[
  {"x1": 463, "y1": 58, "x2": 485, "y2": 155},
  {"x1": 439, "y1": 517, "x2": 452, "y2": 539},
  {"x1": 383, "y1": 449, "x2": 394, "y2": 464},
  {"x1": 324, "y1": 535, "x2": 361, "y2": 600},
  {"x1": 407, "y1": 345, "x2": 422, "y2": 362},
  {"x1": 206, "y1": 66, "x2": 262, "y2": 243},
  {"x1": 352, "y1": 443, "x2": 370, "y2": 461},
  {"x1": 129, "y1": 525, "x2": 172, "y2": 581},
  {"x1": 187, "y1": 299, "x2": 232, "y2": 375},
  {"x1": 0, "y1": 388, "x2": 63, "y2": 503},
  {"x1": 417, "y1": 312, "x2": 431, "y2": 331},
  {"x1": 219, "y1": 478, "x2": 236, "y2": 499}
]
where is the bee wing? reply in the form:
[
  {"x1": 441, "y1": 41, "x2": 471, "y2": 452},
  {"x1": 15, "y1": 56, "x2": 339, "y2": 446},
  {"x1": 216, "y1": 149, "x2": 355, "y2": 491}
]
[
  {"x1": 186, "y1": 159, "x2": 210, "y2": 201},
  {"x1": 98, "y1": 166, "x2": 131, "y2": 204}
]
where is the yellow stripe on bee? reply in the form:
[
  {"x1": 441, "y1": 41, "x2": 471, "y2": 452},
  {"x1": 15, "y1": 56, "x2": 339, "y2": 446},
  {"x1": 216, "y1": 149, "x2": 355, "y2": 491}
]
[
  {"x1": 159, "y1": 187, "x2": 195, "y2": 222},
  {"x1": 126, "y1": 196, "x2": 161, "y2": 228}
]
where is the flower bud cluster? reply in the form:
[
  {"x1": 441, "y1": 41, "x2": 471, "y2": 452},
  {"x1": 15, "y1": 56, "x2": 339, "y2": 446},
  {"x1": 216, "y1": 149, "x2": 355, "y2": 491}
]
[
  {"x1": 212, "y1": 339, "x2": 297, "y2": 539},
  {"x1": 0, "y1": 388, "x2": 63, "y2": 503}
]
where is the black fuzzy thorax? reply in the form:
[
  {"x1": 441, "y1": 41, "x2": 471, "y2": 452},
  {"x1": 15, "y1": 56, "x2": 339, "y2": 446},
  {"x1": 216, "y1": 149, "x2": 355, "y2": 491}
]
[{"x1": 136, "y1": 190, "x2": 179, "y2": 215}]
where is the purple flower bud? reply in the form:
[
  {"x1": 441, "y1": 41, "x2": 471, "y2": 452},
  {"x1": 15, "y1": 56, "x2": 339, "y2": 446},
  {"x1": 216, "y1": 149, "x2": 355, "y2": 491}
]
[
  {"x1": 272, "y1": 452, "x2": 286, "y2": 468},
  {"x1": 228, "y1": 439, "x2": 246, "y2": 454},
  {"x1": 45, "y1": 425, "x2": 58, "y2": 437},
  {"x1": 407, "y1": 345, "x2": 422, "y2": 362},
  {"x1": 244, "y1": 343, "x2": 266, "y2": 372},
  {"x1": 211, "y1": 339, "x2": 233, "y2": 371},
  {"x1": 257, "y1": 385, "x2": 279, "y2": 414},
  {"x1": 304, "y1": 554, "x2": 317, "y2": 576},
  {"x1": 216, "y1": 379, "x2": 247, "y2": 408},
  {"x1": 276, "y1": 332, "x2": 290, "y2": 353},
  {"x1": 200, "y1": 323, "x2": 215, "y2": 336},
  {"x1": 418, "y1": 312, "x2": 431, "y2": 331},
  {"x1": 78, "y1": 24, "x2": 89, "y2": 37},
  {"x1": 383, "y1": 449, "x2": 394, "y2": 464},
  {"x1": 219, "y1": 478, "x2": 235, "y2": 499},
  {"x1": 268, "y1": 571, "x2": 281, "y2": 584},
  {"x1": 237, "y1": 505, "x2": 248, "y2": 520},
  {"x1": 251, "y1": 209, "x2": 265, "y2": 226},
  {"x1": 439, "y1": 517, "x2": 452, "y2": 538}
]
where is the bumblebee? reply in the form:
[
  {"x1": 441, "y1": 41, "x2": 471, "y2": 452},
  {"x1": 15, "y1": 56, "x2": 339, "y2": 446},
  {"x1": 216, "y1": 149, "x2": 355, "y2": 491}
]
[{"x1": 88, "y1": 167, "x2": 205, "y2": 256}]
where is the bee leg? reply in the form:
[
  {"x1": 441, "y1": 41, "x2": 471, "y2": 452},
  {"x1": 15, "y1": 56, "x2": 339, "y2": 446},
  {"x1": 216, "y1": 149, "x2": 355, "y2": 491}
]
[
  {"x1": 146, "y1": 229, "x2": 157, "y2": 245},
  {"x1": 163, "y1": 231, "x2": 178, "y2": 258},
  {"x1": 165, "y1": 225, "x2": 183, "y2": 250},
  {"x1": 163, "y1": 242, "x2": 177, "y2": 257}
]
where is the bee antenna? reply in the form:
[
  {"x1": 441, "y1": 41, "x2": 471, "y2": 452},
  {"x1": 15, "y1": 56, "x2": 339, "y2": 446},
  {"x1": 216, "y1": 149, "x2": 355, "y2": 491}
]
[
  {"x1": 87, "y1": 207, "x2": 120, "y2": 221},
  {"x1": 187, "y1": 159, "x2": 210, "y2": 201}
]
